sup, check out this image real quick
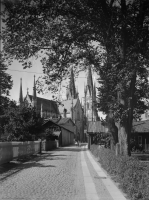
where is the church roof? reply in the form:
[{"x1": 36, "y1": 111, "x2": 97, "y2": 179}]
[
  {"x1": 59, "y1": 99, "x2": 78, "y2": 114},
  {"x1": 28, "y1": 95, "x2": 59, "y2": 114}
]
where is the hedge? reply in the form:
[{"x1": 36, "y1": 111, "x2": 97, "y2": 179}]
[{"x1": 90, "y1": 144, "x2": 149, "y2": 200}]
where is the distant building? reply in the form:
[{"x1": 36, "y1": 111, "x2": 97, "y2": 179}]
[
  {"x1": 18, "y1": 76, "x2": 60, "y2": 119},
  {"x1": 58, "y1": 67, "x2": 84, "y2": 141},
  {"x1": 83, "y1": 66, "x2": 99, "y2": 124}
]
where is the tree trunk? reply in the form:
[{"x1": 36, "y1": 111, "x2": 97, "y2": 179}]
[
  {"x1": 106, "y1": 115, "x2": 118, "y2": 145},
  {"x1": 118, "y1": 121, "x2": 128, "y2": 156}
]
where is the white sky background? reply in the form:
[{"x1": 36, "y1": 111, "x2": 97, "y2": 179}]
[{"x1": 7, "y1": 59, "x2": 95, "y2": 102}]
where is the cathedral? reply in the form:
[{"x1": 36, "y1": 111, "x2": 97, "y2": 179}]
[
  {"x1": 59, "y1": 67, "x2": 84, "y2": 141},
  {"x1": 19, "y1": 76, "x2": 60, "y2": 118},
  {"x1": 18, "y1": 66, "x2": 99, "y2": 142}
]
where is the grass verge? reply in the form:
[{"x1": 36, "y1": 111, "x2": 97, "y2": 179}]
[{"x1": 90, "y1": 144, "x2": 149, "y2": 200}]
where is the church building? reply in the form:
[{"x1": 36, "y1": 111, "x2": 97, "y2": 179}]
[
  {"x1": 58, "y1": 67, "x2": 84, "y2": 142},
  {"x1": 19, "y1": 76, "x2": 60, "y2": 119}
]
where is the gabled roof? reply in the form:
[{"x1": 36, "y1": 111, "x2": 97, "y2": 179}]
[
  {"x1": 58, "y1": 118, "x2": 75, "y2": 133},
  {"x1": 59, "y1": 99, "x2": 78, "y2": 114},
  {"x1": 132, "y1": 120, "x2": 149, "y2": 133},
  {"x1": 42, "y1": 118, "x2": 75, "y2": 133}
]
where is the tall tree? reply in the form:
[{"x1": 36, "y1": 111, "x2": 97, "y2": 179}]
[
  {"x1": 1, "y1": 0, "x2": 149, "y2": 155},
  {"x1": 0, "y1": 53, "x2": 13, "y2": 136}
]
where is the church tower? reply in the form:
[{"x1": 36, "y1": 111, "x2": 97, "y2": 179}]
[
  {"x1": 84, "y1": 66, "x2": 99, "y2": 122},
  {"x1": 19, "y1": 78, "x2": 23, "y2": 106},
  {"x1": 32, "y1": 75, "x2": 37, "y2": 109},
  {"x1": 66, "y1": 67, "x2": 78, "y2": 100},
  {"x1": 85, "y1": 66, "x2": 93, "y2": 121}
]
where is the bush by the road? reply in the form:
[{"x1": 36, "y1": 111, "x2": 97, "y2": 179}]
[{"x1": 90, "y1": 144, "x2": 149, "y2": 200}]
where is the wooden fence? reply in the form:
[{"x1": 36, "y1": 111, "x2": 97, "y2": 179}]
[{"x1": 0, "y1": 140, "x2": 59, "y2": 165}]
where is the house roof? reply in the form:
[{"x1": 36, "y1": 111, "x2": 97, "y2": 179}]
[
  {"x1": 58, "y1": 99, "x2": 78, "y2": 114},
  {"x1": 88, "y1": 121, "x2": 107, "y2": 134},
  {"x1": 42, "y1": 119, "x2": 61, "y2": 127},
  {"x1": 43, "y1": 118, "x2": 75, "y2": 133},
  {"x1": 132, "y1": 120, "x2": 149, "y2": 133},
  {"x1": 58, "y1": 118, "x2": 75, "y2": 133}
]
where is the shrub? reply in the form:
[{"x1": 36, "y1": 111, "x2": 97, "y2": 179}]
[
  {"x1": 3, "y1": 105, "x2": 44, "y2": 141},
  {"x1": 90, "y1": 144, "x2": 149, "y2": 200}
]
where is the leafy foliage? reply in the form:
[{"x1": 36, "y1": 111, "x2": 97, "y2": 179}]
[
  {"x1": 91, "y1": 144, "x2": 149, "y2": 200},
  {"x1": 1, "y1": 0, "x2": 149, "y2": 120},
  {"x1": 3, "y1": 104, "x2": 44, "y2": 141},
  {"x1": 0, "y1": 53, "x2": 13, "y2": 112},
  {"x1": 0, "y1": 53, "x2": 13, "y2": 136}
]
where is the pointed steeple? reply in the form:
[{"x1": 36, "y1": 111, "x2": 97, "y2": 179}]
[
  {"x1": 19, "y1": 78, "x2": 23, "y2": 105},
  {"x1": 33, "y1": 75, "x2": 36, "y2": 99},
  {"x1": 69, "y1": 67, "x2": 76, "y2": 98},
  {"x1": 87, "y1": 66, "x2": 93, "y2": 95},
  {"x1": 32, "y1": 75, "x2": 37, "y2": 108},
  {"x1": 66, "y1": 67, "x2": 77, "y2": 100}
]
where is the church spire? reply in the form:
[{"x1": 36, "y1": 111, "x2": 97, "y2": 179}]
[
  {"x1": 32, "y1": 75, "x2": 37, "y2": 108},
  {"x1": 87, "y1": 66, "x2": 93, "y2": 95},
  {"x1": 69, "y1": 67, "x2": 76, "y2": 98},
  {"x1": 33, "y1": 75, "x2": 36, "y2": 99},
  {"x1": 19, "y1": 78, "x2": 23, "y2": 105},
  {"x1": 66, "y1": 67, "x2": 77, "y2": 100}
]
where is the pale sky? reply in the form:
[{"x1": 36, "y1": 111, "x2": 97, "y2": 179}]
[
  {"x1": 7, "y1": 59, "x2": 95, "y2": 102},
  {"x1": 7, "y1": 59, "x2": 106, "y2": 119}
]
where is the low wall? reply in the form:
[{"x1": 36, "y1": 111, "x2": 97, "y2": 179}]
[
  {"x1": 0, "y1": 141, "x2": 41, "y2": 165},
  {"x1": 42, "y1": 140, "x2": 59, "y2": 151}
]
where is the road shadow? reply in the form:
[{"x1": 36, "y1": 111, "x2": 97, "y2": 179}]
[
  {"x1": 0, "y1": 144, "x2": 87, "y2": 181},
  {"x1": 0, "y1": 151, "x2": 67, "y2": 182},
  {"x1": 0, "y1": 161, "x2": 55, "y2": 182}
]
